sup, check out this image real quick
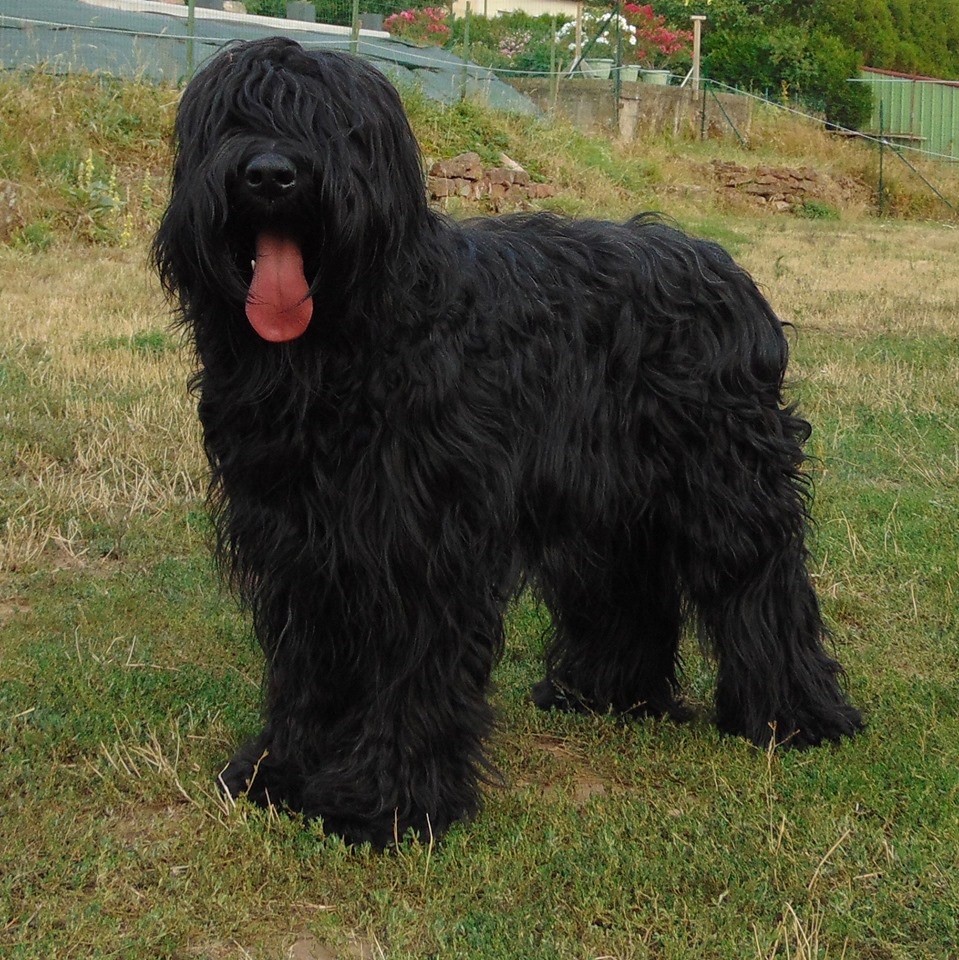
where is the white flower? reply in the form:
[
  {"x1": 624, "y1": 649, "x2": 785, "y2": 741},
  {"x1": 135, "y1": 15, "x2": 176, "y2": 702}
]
[{"x1": 556, "y1": 12, "x2": 637, "y2": 48}]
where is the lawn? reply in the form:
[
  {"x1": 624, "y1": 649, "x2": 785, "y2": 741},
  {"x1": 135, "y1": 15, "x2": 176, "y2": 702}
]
[{"x1": 1, "y1": 215, "x2": 957, "y2": 957}]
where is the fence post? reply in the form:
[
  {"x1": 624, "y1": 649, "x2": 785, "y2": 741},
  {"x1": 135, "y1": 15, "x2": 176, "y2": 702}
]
[
  {"x1": 185, "y1": 0, "x2": 195, "y2": 79},
  {"x1": 690, "y1": 15, "x2": 706, "y2": 94},
  {"x1": 613, "y1": 0, "x2": 622, "y2": 116},
  {"x1": 461, "y1": 2, "x2": 472, "y2": 102},
  {"x1": 350, "y1": 0, "x2": 360, "y2": 54},
  {"x1": 550, "y1": 13, "x2": 559, "y2": 114},
  {"x1": 878, "y1": 100, "x2": 885, "y2": 216},
  {"x1": 574, "y1": 0, "x2": 583, "y2": 68}
]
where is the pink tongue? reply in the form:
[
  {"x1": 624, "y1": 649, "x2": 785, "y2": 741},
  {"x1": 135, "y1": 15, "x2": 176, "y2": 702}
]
[{"x1": 245, "y1": 232, "x2": 313, "y2": 342}]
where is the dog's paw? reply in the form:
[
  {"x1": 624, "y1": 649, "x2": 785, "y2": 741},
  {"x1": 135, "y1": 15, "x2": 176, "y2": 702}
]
[
  {"x1": 533, "y1": 677, "x2": 691, "y2": 722},
  {"x1": 720, "y1": 703, "x2": 864, "y2": 750},
  {"x1": 531, "y1": 677, "x2": 586, "y2": 713},
  {"x1": 314, "y1": 808, "x2": 455, "y2": 850},
  {"x1": 218, "y1": 731, "x2": 303, "y2": 809}
]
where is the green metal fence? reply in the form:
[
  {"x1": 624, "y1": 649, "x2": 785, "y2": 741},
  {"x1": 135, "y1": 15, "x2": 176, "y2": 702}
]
[{"x1": 856, "y1": 68, "x2": 959, "y2": 162}]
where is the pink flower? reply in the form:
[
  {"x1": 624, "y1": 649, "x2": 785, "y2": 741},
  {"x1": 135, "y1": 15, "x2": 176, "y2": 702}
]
[
  {"x1": 384, "y1": 7, "x2": 450, "y2": 46},
  {"x1": 621, "y1": 3, "x2": 693, "y2": 66}
]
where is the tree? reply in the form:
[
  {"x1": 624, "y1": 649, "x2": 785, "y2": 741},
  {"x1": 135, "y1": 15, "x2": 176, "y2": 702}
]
[{"x1": 701, "y1": 11, "x2": 871, "y2": 128}]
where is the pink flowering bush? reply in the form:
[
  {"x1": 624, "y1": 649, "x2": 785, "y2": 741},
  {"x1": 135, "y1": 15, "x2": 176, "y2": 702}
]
[
  {"x1": 624, "y1": 3, "x2": 693, "y2": 67},
  {"x1": 498, "y1": 30, "x2": 532, "y2": 60},
  {"x1": 383, "y1": 7, "x2": 451, "y2": 46},
  {"x1": 449, "y1": 12, "x2": 565, "y2": 74}
]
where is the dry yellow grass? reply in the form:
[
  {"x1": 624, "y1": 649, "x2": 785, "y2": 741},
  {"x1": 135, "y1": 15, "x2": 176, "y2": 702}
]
[
  {"x1": 739, "y1": 219, "x2": 959, "y2": 338},
  {"x1": 0, "y1": 244, "x2": 202, "y2": 571},
  {"x1": 738, "y1": 220, "x2": 959, "y2": 525},
  {"x1": 2, "y1": 219, "x2": 956, "y2": 576}
]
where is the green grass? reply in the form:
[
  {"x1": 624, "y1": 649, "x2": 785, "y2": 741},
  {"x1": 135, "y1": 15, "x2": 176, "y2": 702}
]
[
  {"x1": 1, "y1": 71, "x2": 959, "y2": 959},
  {"x1": 2, "y1": 231, "x2": 958, "y2": 960}
]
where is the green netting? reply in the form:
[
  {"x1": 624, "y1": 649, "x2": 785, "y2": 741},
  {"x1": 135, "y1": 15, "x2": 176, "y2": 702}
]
[{"x1": 0, "y1": 0, "x2": 538, "y2": 113}]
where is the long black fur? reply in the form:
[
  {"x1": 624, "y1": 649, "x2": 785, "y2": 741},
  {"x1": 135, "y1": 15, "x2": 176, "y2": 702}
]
[{"x1": 154, "y1": 37, "x2": 862, "y2": 847}]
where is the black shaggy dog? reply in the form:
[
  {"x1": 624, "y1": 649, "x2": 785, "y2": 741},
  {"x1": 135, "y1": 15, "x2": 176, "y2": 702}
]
[{"x1": 154, "y1": 37, "x2": 862, "y2": 846}]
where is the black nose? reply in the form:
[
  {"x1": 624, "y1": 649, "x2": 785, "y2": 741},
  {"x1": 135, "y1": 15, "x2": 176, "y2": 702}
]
[{"x1": 243, "y1": 152, "x2": 297, "y2": 199}]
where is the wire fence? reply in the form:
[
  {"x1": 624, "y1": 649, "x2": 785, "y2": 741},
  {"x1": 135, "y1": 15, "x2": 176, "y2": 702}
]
[
  {"x1": 702, "y1": 78, "x2": 957, "y2": 215},
  {"x1": 2, "y1": 0, "x2": 956, "y2": 216}
]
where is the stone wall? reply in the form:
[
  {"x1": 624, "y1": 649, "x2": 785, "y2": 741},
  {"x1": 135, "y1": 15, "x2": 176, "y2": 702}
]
[
  {"x1": 709, "y1": 160, "x2": 871, "y2": 212},
  {"x1": 427, "y1": 152, "x2": 557, "y2": 208}
]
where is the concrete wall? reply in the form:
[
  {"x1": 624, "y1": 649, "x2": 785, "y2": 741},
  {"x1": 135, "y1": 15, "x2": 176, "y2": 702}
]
[
  {"x1": 451, "y1": 0, "x2": 580, "y2": 18},
  {"x1": 511, "y1": 78, "x2": 753, "y2": 143}
]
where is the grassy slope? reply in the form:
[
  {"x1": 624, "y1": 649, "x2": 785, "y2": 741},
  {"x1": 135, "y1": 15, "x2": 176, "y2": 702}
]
[
  {"x1": 1, "y1": 69, "x2": 956, "y2": 251},
  {"x1": 1, "y1": 74, "x2": 958, "y2": 959}
]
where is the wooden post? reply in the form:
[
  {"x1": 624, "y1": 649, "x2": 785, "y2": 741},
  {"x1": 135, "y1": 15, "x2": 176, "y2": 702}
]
[
  {"x1": 550, "y1": 13, "x2": 559, "y2": 112},
  {"x1": 614, "y1": 0, "x2": 622, "y2": 109},
  {"x1": 690, "y1": 15, "x2": 706, "y2": 95},
  {"x1": 574, "y1": 1, "x2": 583, "y2": 68},
  {"x1": 461, "y1": 1, "x2": 471, "y2": 101},
  {"x1": 878, "y1": 100, "x2": 886, "y2": 216},
  {"x1": 351, "y1": 0, "x2": 360, "y2": 54}
]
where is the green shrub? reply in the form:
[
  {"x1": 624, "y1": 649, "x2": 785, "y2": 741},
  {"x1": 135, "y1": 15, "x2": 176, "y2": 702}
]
[
  {"x1": 702, "y1": 18, "x2": 871, "y2": 129},
  {"x1": 448, "y1": 12, "x2": 570, "y2": 75},
  {"x1": 243, "y1": 0, "x2": 285, "y2": 16},
  {"x1": 14, "y1": 221, "x2": 55, "y2": 251},
  {"x1": 243, "y1": 0, "x2": 445, "y2": 27},
  {"x1": 797, "y1": 199, "x2": 840, "y2": 220}
]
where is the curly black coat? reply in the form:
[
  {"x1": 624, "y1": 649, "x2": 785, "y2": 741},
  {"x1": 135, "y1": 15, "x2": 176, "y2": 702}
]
[{"x1": 153, "y1": 37, "x2": 861, "y2": 846}]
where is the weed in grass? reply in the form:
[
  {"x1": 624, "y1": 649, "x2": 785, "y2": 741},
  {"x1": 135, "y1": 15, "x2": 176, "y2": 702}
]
[
  {"x1": 11, "y1": 221, "x2": 55, "y2": 252},
  {"x1": 97, "y1": 330, "x2": 180, "y2": 356},
  {"x1": 797, "y1": 199, "x2": 840, "y2": 220}
]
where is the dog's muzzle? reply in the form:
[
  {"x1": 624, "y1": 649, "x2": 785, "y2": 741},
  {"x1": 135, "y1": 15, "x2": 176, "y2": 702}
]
[{"x1": 230, "y1": 152, "x2": 314, "y2": 343}]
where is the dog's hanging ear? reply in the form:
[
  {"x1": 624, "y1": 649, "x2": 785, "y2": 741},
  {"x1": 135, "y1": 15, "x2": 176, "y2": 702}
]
[
  {"x1": 306, "y1": 52, "x2": 432, "y2": 277},
  {"x1": 153, "y1": 44, "x2": 254, "y2": 309},
  {"x1": 170, "y1": 48, "x2": 238, "y2": 173}
]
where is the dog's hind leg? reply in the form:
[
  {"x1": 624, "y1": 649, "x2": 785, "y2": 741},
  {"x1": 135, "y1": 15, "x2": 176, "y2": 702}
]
[
  {"x1": 533, "y1": 530, "x2": 690, "y2": 721},
  {"x1": 674, "y1": 416, "x2": 863, "y2": 749},
  {"x1": 687, "y1": 538, "x2": 863, "y2": 749}
]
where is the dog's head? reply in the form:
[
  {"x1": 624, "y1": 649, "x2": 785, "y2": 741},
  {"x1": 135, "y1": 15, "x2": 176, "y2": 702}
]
[{"x1": 154, "y1": 37, "x2": 429, "y2": 342}]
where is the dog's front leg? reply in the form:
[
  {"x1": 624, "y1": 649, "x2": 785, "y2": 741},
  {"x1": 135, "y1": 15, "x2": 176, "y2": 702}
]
[{"x1": 222, "y1": 563, "x2": 505, "y2": 848}]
